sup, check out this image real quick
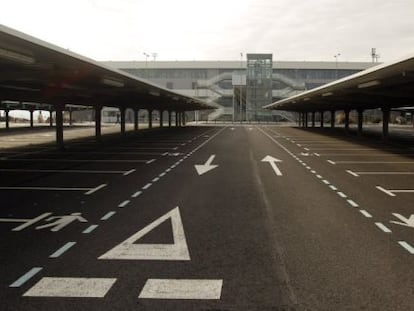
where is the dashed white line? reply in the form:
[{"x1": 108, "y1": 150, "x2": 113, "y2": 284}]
[
  {"x1": 10, "y1": 267, "x2": 43, "y2": 288},
  {"x1": 322, "y1": 180, "x2": 330, "y2": 185},
  {"x1": 311, "y1": 170, "x2": 316, "y2": 174},
  {"x1": 83, "y1": 225, "x2": 99, "y2": 234},
  {"x1": 337, "y1": 192, "x2": 347, "y2": 198},
  {"x1": 329, "y1": 185, "x2": 338, "y2": 191},
  {"x1": 398, "y1": 241, "x2": 414, "y2": 254},
  {"x1": 152, "y1": 177, "x2": 160, "y2": 182},
  {"x1": 123, "y1": 169, "x2": 136, "y2": 176},
  {"x1": 327, "y1": 160, "x2": 336, "y2": 165},
  {"x1": 347, "y1": 199, "x2": 359, "y2": 208},
  {"x1": 118, "y1": 200, "x2": 130, "y2": 208},
  {"x1": 359, "y1": 210, "x2": 373, "y2": 218},
  {"x1": 101, "y1": 211, "x2": 116, "y2": 220},
  {"x1": 375, "y1": 222, "x2": 392, "y2": 233},
  {"x1": 346, "y1": 170, "x2": 359, "y2": 177},
  {"x1": 131, "y1": 190, "x2": 142, "y2": 198},
  {"x1": 142, "y1": 183, "x2": 152, "y2": 190},
  {"x1": 159, "y1": 172, "x2": 166, "y2": 177},
  {"x1": 49, "y1": 242, "x2": 76, "y2": 258},
  {"x1": 146, "y1": 159, "x2": 156, "y2": 164},
  {"x1": 376, "y1": 186, "x2": 396, "y2": 197},
  {"x1": 316, "y1": 175, "x2": 323, "y2": 179}
]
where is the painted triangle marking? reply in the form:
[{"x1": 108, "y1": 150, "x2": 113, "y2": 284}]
[{"x1": 98, "y1": 207, "x2": 190, "y2": 261}]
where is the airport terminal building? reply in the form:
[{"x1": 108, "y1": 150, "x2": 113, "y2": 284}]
[{"x1": 103, "y1": 55, "x2": 375, "y2": 122}]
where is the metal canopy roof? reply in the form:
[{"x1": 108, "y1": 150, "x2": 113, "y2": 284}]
[
  {"x1": 264, "y1": 54, "x2": 414, "y2": 112},
  {"x1": 0, "y1": 24, "x2": 213, "y2": 112}
]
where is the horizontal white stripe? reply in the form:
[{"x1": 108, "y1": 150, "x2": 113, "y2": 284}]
[
  {"x1": 138, "y1": 279, "x2": 223, "y2": 300},
  {"x1": 23, "y1": 277, "x2": 117, "y2": 297}
]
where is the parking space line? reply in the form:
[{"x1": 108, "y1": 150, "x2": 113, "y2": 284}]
[
  {"x1": 85, "y1": 184, "x2": 107, "y2": 195},
  {"x1": 0, "y1": 186, "x2": 90, "y2": 192},
  {"x1": 398, "y1": 241, "x2": 414, "y2": 254},
  {"x1": 350, "y1": 171, "x2": 414, "y2": 176},
  {"x1": 123, "y1": 169, "x2": 136, "y2": 176},
  {"x1": 375, "y1": 223, "x2": 392, "y2": 233},
  {"x1": 146, "y1": 159, "x2": 156, "y2": 164},
  {"x1": 0, "y1": 159, "x2": 150, "y2": 163},
  {"x1": 337, "y1": 192, "x2": 347, "y2": 198},
  {"x1": 346, "y1": 170, "x2": 360, "y2": 177},
  {"x1": 9, "y1": 267, "x2": 43, "y2": 288},
  {"x1": 0, "y1": 169, "x2": 134, "y2": 175},
  {"x1": 347, "y1": 199, "x2": 359, "y2": 207},
  {"x1": 49, "y1": 242, "x2": 76, "y2": 258},
  {"x1": 329, "y1": 161, "x2": 414, "y2": 164}
]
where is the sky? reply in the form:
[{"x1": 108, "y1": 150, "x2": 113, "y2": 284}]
[{"x1": 2, "y1": 0, "x2": 414, "y2": 63}]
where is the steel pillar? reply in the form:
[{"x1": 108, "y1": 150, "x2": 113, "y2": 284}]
[
  {"x1": 120, "y1": 107, "x2": 126, "y2": 135},
  {"x1": 148, "y1": 110, "x2": 153, "y2": 129},
  {"x1": 311, "y1": 112, "x2": 315, "y2": 127},
  {"x1": 357, "y1": 109, "x2": 364, "y2": 136},
  {"x1": 134, "y1": 109, "x2": 139, "y2": 131},
  {"x1": 55, "y1": 105, "x2": 64, "y2": 149},
  {"x1": 330, "y1": 111, "x2": 335, "y2": 128},
  {"x1": 168, "y1": 111, "x2": 172, "y2": 127},
  {"x1": 320, "y1": 111, "x2": 324, "y2": 128},
  {"x1": 95, "y1": 106, "x2": 102, "y2": 142},
  {"x1": 30, "y1": 110, "x2": 34, "y2": 128},
  {"x1": 344, "y1": 109, "x2": 350, "y2": 132},
  {"x1": 382, "y1": 107, "x2": 390, "y2": 141},
  {"x1": 159, "y1": 110, "x2": 163, "y2": 127},
  {"x1": 5, "y1": 109, "x2": 9, "y2": 129}
]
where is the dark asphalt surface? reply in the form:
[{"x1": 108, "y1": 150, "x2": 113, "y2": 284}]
[{"x1": 1, "y1": 124, "x2": 414, "y2": 310}]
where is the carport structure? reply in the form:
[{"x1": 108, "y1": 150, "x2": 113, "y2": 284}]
[
  {"x1": 0, "y1": 25, "x2": 213, "y2": 148},
  {"x1": 264, "y1": 55, "x2": 414, "y2": 140}
]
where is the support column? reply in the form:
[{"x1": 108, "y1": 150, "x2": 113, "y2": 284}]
[
  {"x1": 69, "y1": 109, "x2": 73, "y2": 126},
  {"x1": 134, "y1": 109, "x2": 139, "y2": 131},
  {"x1": 168, "y1": 111, "x2": 172, "y2": 127},
  {"x1": 159, "y1": 110, "x2": 163, "y2": 128},
  {"x1": 304, "y1": 112, "x2": 308, "y2": 128},
  {"x1": 330, "y1": 111, "x2": 335, "y2": 128},
  {"x1": 182, "y1": 112, "x2": 186, "y2": 126},
  {"x1": 344, "y1": 109, "x2": 350, "y2": 132},
  {"x1": 311, "y1": 112, "x2": 315, "y2": 128},
  {"x1": 382, "y1": 107, "x2": 390, "y2": 141},
  {"x1": 55, "y1": 104, "x2": 64, "y2": 149},
  {"x1": 120, "y1": 107, "x2": 126, "y2": 135},
  {"x1": 95, "y1": 105, "x2": 102, "y2": 142},
  {"x1": 30, "y1": 109, "x2": 34, "y2": 128},
  {"x1": 357, "y1": 109, "x2": 364, "y2": 136},
  {"x1": 320, "y1": 111, "x2": 324, "y2": 128},
  {"x1": 5, "y1": 109, "x2": 10, "y2": 129},
  {"x1": 175, "y1": 111, "x2": 179, "y2": 127},
  {"x1": 49, "y1": 110, "x2": 53, "y2": 127},
  {"x1": 148, "y1": 109, "x2": 153, "y2": 129}
]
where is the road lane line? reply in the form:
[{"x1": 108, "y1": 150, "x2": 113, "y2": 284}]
[
  {"x1": 142, "y1": 183, "x2": 152, "y2": 190},
  {"x1": 375, "y1": 223, "x2": 392, "y2": 233},
  {"x1": 23, "y1": 277, "x2": 117, "y2": 297},
  {"x1": 327, "y1": 160, "x2": 336, "y2": 165},
  {"x1": 10, "y1": 267, "x2": 43, "y2": 288},
  {"x1": 352, "y1": 171, "x2": 414, "y2": 176},
  {"x1": 347, "y1": 199, "x2": 359, "y2": 208},
  {"x1": 346, "y1": 170, "x2": 359, "y2": 177},
  {"x1": 118, "y1": 200, "x2": 130, "y2": 208},
  {"x1": 330, "y1": 161, "x2": 414, "y2": 164},
  {"x1": 152, "y1": 177, "x2": 160, "y2": 182},
  {"x1": 123, "y1": 169, "x2": 136, "y2": 176},
  {"x1": 49, "y1": 242, "x2": 76, "y2": 258},
  {"x1": 337, "y1": 192, "x2": 347, "y2": 198},
  {"x1": 0, "y1": 169, "x2": 130, "y2": 174},
  {"x1": 0, "y1": 159, "x2": 149, "y2": 163},
  {"x1": 0, "y1": 186, "x2": 90, "y2": 192},
  {"x1": 146, "y1": 159, "x2": 156, "y2": 164},
  {"x1": 83, "y1": 225, "x2": 99, "y2": 234},
  {"x1": 398, "y1": 241, "x2": 414, "y2": 254},
  {"x1": 376, "y1": 186, "x2": 396, "y2": 197},
  {"x1": 316, "y1": 174, "x2": 323, "y2": 179},
  {"x1": 132, "y1": 191, "x2": 142, "y2": 198},
  {"x1": 138, "y1": 279, "x2": 223, "y2": 300},
  {"x1": 159, "y1": 172, "x2": 166, "y2": 177},
  {"x1": 85, "y1": 183, "x2": 107, "y2": 195},
  {"x1": 360, "y1": 210, "x2": 373, "y2": 218},
  {"x1": 322, "y1": 180, "x2": 330, "y2": 185},
  {"x1": 101, "y1": 211, "x2": 116, "y2": 220}
]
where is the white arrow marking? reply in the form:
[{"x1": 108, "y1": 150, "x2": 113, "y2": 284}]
[
  {"x1": 390, "y1": 213, "x2": 414, "y2": 228},
  {"x1": 195, "y1": 155, "x2": 218, "y2": 176},
  {"x1": 261, "y1": 155, "x2": 283, "y2": 176}
]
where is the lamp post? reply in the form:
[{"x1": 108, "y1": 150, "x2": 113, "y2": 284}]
[
  {"x1": 143, "y1": 52, "x2": 150, "y2": 78},
  {"x1": 334, "y1": 53, "x2": 341, "y2": 80}
]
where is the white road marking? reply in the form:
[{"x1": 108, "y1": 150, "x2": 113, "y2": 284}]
[
  {"x1": 85, "y1": 183, "x2": 107, "y2": 195},
  {"x1": 132, "y1": 190, "x2": 142, "y2": 198},
  {"x1": 314, "y1": 153, "x2": 320, "y2": 157},
  {"x1": 152, "y1": 177, "x2": 160, "y2": 182},
  {"x1": 346, "y1": 170, "x2": 359, "y2": 177},
  {"x1": 306, "y1": 166, "x2": 311, "y2": 170},
  {"x1": 322, "y1": 180, "x2": 330, "y2": 185},
  {"x1": 360, "y1": 210, "x2": 373, "y2": 218},
  {"x1": 10, "y1": 267, "x2": 43, "y2": 288},
  {"x1": 311, "y1": 170, "x2": 316, "y2": 174},
  {"x1": 351, "y1": 171, "x2": 414, "y2": 176},
  {"x1": 138, "y1": 279, "x2": 223, "y2": 300},
  {"x1": 331, "y1": 161, "x2": 414, "y2": 164},
  {"x1": 49, "y1": 242, "x2": 76, "y2": 258},
  {"x1": 304, "y1": 148, "x2": 310, "y2": 151},
  {"x1": 0, "y1": 169, "x2": 132, "y2": 175},
  {"x1": 146, "y1": 159, "x2": 156, "y2": 164},
  {"x1": 398, "y1": 241, "x2": 414, "y2": 254},
  {"x1": 83, "y1": 225, "x2": 99, "y2": 234},
  {"x1": 99, "y1": 207, "x2": 190, "y2": 261},
  {"x1": 123, "y1": 169, "x2": 136, "y2": 176},
  {"x1": 261, "y1": 155, "x2": 283, "y2": 176},
  {"x1": 0, "y1": 159, "x2": 148, "y2": 163},
  {"x1": 118, "y1": 200, "x2": 130, "y2": 208},
  {"x1": 327, "y1": 160, "x2": 336, "y2": 165},
  {"x1": 376, "y1": 186, "x2": 396, "y2": 197},
  {"x1": 375, "y1": 223, "x2": 392, "y2": 233},
  {"x1": 347, "y1": 199, "x2": 359, "y2": 207},
  {"x1": 314, "y1": 153, "x2": 414, "y2": 157},
  {"x1": 390, "y1": 213, "x2": 414, "y2": 228},
  {"x1": 0, "y1": 186, "x2": 94, "y2": 193},
  {"x1": 337, "y1": 192, "x2": 347, "y2": 198},
  {"x1": 159, "y1": 172, "x2": 166, "y2": 177},
  {"x1": 23, "y1": 277, "x2": 117, "y2": 297},
  {"x1": 166, "y1": 168, "x2": 172, "y2": 172},
  {"x1": 316, "y1": 175, "x2": 323, "y2": 179},
  {"x1": 142, "y1": 183, "x2": 152, "y2": 190},
  {"x1": 101, "y1": 211, "x2": 116, "y2": 220}
]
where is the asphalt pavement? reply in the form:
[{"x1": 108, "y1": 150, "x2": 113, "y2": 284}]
[{"x1": 1, "y1": 124, "x2": 414, "y2": 310}]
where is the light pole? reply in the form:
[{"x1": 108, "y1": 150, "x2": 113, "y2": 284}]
[
  {"x1": 334, "y1": 53, "x2": 341, "y2": 80},
  {"x1": 143, "y1": 52, "x2": 150, "y2": 78}
]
